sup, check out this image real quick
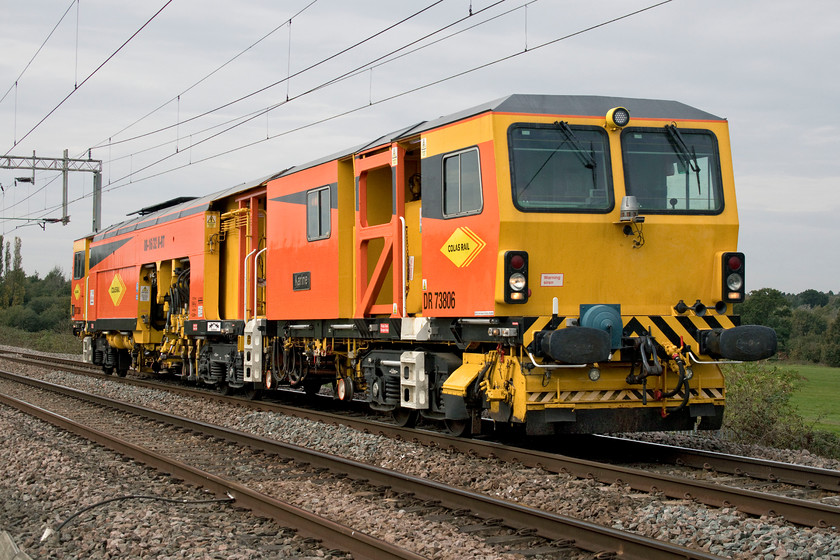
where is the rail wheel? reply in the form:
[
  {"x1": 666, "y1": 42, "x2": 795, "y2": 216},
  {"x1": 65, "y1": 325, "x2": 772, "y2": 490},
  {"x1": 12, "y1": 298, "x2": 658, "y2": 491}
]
[
  {"x1": 217, "y1": 382, "x2": 234, "y2": 396},
  {"x1": 336, "y1": 377, "x2": 354, "y2": 402},
  {"x1": 103, "y1": 366, "x2": 113, "y2": 376},
  {"x1": 116, "y1": 368, "x2": 128, "y2": 378},
  {"x1": 392, "y1": 408, "x2": 418, "y2": 428},
  {"x1": 444, "y1": 418, "x2": 470, "y2": 437},
  {"x1": 245, "y1": 386, "x2": 262, "y2": 400}
]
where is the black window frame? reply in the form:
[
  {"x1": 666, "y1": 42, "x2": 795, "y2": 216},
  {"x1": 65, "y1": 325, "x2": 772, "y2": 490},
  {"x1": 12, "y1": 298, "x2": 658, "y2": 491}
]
[
  {"x1": 507, "y1": 122, "x2": 614, "y2": 214},
  {"x1": 442, "y1": 147, "x2": 483, "y2": 218},
  {"x1": 73, "y1": 251, "x2": 85, "y2": 280},
  {"x1": 306, "y1": 185, "x2": 331, "y2": 241},
  {"x1": 620, "y1": 126, "x2": 725, "y2": 215}
]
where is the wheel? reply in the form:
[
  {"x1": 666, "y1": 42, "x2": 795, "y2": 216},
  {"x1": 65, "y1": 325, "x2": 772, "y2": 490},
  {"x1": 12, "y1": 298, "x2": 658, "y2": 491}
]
[
  {"x1": 336, "y1": 377, "x2": 354, "y2": 401},
  {"x1": 444, "y1": 418, "x2": 471, "y2": 437},
  {"x1": 245, "y1": 386, "x2": 262, "y2": 401},
  {"x1": 102, "y1": 366, "x2": 113, "y2": 376},
  {"x1": 392, "y1": 408, "x2": 418, "y2": 428},
  {"x1": 217, "y1": 383, "x2": 235, "y2": 396},
  {"x1": 116, "y1": 368, "x2": 128, "y2": 378}
]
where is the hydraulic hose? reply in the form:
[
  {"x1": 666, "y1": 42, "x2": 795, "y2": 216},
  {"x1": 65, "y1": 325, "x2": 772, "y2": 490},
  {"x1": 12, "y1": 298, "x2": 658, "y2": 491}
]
[
  {"x1": 659, "y1": 358, "x2": 687, "y2": 398},
  {"x1": 661, "y1": 358, "x2": 691, "y2": 416}
]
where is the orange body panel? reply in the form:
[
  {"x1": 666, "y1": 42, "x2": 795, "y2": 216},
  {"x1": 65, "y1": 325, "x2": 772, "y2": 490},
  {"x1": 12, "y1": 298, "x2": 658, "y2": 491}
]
[
  {"x1": 87, "y1": 210, "x2": 210, "y2": 322},
  {"x1": 265, "y1": 162, "x2": 342, "y2": 319},
  {"x1": 420, "y1": 140, "x2": 499, "y2": 317}
]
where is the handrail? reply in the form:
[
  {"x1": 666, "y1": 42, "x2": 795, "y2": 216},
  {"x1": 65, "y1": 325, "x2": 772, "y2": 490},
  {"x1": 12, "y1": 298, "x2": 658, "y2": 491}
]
[
  {"x1": 243, "y1": 249, "x2": 257, "y2": 321},
  {"x1": 399, "y1": 216, "x2": 406, "y2": 318},
  {"x1": 253, "y1": 247, "x2": 267, "y2": 321}
]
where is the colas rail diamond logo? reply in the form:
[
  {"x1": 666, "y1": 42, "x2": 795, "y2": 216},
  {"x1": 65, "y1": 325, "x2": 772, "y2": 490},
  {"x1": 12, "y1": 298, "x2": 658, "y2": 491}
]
[
  {"x1": 440, "y1": 227, "x2": 486, "y2": 268},
  {"x1": 73, "y1": 284, "x2": 81, "y2": 301},
  {"x1": 109, "y1": 273, "x2": 126, "y2": 306}
]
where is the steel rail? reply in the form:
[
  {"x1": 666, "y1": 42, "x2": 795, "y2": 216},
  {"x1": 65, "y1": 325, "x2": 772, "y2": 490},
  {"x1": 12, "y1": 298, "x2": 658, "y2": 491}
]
[
  {"x1": 5, "y1": 353, "x2": 840, "y2": 527},
  {"x1": 0, "y1": 388, "x2": 425, "y2": 560},
  {"x1": 0, "y1": 370, "x2": 725, "y2": 560},
  {"x1": 592, "y1": 434, "x2": 840, "y2": 491}
]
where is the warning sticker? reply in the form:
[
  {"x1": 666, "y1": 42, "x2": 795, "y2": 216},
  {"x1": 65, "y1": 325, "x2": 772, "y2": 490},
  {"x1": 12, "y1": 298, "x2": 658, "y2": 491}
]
[
  {"x1": 440, "y1": 227, "x2": 486, "y2": 268},
  {"x1": 540, "y1": 273, "x2": 564, "y2": 287}
]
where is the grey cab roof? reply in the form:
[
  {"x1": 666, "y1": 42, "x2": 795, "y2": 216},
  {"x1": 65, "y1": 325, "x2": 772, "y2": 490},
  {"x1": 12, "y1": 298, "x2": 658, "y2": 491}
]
[
  {"x1": 275, "y1": 94, "x2": 723, "y2": 177},
  {"x1": 89, "y1": 94, "x2": 722, "y2": 241},
  {"x1": 418, "y1": 94, "x2": 723, "y2": 131}
]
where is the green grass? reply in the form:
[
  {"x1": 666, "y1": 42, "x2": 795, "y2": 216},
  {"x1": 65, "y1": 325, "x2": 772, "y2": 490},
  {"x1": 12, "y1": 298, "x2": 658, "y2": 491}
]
[{"x1": 787, "y1": 363, "x2": 840, "y2": 435}]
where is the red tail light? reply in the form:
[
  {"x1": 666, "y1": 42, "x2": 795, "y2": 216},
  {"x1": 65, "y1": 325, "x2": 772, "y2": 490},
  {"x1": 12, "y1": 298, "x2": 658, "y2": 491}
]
[
  {"x1": 504, "y1": 251, "x2": 528, "y2": 304},
  {"x1": 722, "y1": 252, "x2": 745, "y2": 302}
]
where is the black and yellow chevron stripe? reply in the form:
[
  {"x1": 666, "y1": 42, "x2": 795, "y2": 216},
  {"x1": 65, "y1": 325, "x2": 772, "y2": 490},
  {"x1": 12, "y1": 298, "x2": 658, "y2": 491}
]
[{"x1": 524, "y1": 314, "x2": 740, "y2": 353}]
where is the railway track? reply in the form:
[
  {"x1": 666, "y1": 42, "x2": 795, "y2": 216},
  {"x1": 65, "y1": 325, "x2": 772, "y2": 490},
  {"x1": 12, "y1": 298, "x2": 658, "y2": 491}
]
[
  {"x1": 0, "y1": 368, "x2": 725, "y2": 560},
  {"x1": 4, "y1": 350, "x2": 839, "y2": 529}
]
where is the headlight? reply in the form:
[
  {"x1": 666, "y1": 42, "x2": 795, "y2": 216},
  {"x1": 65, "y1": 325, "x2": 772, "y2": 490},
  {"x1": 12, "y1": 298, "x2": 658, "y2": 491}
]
[
  {"x1": 726, "y1": 273, "x2": 743, "y2": 291},
  {"x1": 606, "y1": 107, "x2": 630, "y2": 129},
  {"x1": 509, "y1": 272, "x2": 526, "y2": 291}
]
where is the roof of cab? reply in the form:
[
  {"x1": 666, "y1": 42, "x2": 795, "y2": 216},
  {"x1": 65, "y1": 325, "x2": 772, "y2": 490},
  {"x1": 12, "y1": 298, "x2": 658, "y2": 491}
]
[
  {"x1": 87, "y1": 94, "x2": 722, "y2": 242},
  {"x1": 274, "y1": 94, "x2": 722, "y2": 177}
]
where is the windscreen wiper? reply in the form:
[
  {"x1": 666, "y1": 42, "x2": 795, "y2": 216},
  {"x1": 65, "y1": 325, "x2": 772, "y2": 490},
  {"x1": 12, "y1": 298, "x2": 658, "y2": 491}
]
[
  {"x1": 519, "y1": 123, "x2": 598, "y2": 195},
  {"x1": 556, "y1": 121, "x2": 596, "y2": 170},
  {"x1": 664, "y1": 124, "x2": 701, "y2": 193}
]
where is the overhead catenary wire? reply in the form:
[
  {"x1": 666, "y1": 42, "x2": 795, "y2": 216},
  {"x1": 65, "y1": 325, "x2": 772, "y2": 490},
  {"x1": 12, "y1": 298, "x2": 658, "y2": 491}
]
[
  {"x1": 50, "y1": 0, "x2": 675, "y2": 210},
  {"x1": 90, "y1": 0, "x2": 447, "y2": 151},
  {"x1": 0, "y1": 0, "x2": 452, "y2": 219},
  {"x1": 89, "y1": 0, "x2": 509, "y2": 176},
  {"x1": 82, "y1": 0, "x2": 515, "y2": 189},
  {"x1": 94, "y1": 0, "x2": 513, "y2": 168},
  {"x1": 2, "y1": 0, "x2": 174, "y2": 157},
  {"x1": 75, "y1": 0, "x2": 81, "y2": 89},
  {"x1": 0, "y1": 0, "x2": 78, "y2": 108},
  {"x1": 101, "y1": 0, "x2": 674, "y2": 191},
  {"x1": 6, "y1": 0, "x2": 674, "y2": 230},
  {"x1": 88, "y1": 0, "x2": 320, "y2": 152}
]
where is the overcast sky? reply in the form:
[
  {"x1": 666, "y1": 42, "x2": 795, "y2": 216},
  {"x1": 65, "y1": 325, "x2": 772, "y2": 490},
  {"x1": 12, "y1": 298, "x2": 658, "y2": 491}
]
[{"x1": 1, "y1": 0, "x2": 838, "y2": 294}]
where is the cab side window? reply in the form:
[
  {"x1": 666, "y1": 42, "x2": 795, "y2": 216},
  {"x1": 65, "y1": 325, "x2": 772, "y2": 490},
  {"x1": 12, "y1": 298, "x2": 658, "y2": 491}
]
[
  {"x1": 443, "y1": 148, "x2": 482, "y2": 217},
  {"x1": 306, "y1": 186, "x2": 331, "y2": 241},
  {"x1": 73, "y1": 251, "x2": 85, "y2": 280}
]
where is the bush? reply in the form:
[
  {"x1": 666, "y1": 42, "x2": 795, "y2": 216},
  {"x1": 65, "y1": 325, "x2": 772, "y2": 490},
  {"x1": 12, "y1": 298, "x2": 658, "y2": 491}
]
[
  {"x1": 721, "y1": 362, "x2": 840, "y2": 458},
  {"x1": 721, "y1": 362, "x2": 805, "y2": 448},
  {"x1": 787, "y1": 334, "x2": 825, "y2": 363},
  {"x1": 822, "y1": 342, "x2": 840, "y2": 368},
  {"x1": 0, "y1": 305, "x2": 42, "y2": 332}
]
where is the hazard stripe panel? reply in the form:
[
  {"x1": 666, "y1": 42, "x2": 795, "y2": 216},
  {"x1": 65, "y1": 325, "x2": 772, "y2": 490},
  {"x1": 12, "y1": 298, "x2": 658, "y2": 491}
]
[
  {"x1": 527, "y1": 387, "x2": 724, "y2": 407},
  {"x1": 526, "y1": 314, "x2": 738, "y2": 349},
  {"x1": 624, "y1": 315, "x2": 737, "y2": 348}
]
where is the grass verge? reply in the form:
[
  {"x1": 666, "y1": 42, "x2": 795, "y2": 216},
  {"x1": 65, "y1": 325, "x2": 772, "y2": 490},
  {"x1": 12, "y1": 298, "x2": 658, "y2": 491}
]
[{"x1": 0, "y1": 325, "x2": 82, "y2": 355}]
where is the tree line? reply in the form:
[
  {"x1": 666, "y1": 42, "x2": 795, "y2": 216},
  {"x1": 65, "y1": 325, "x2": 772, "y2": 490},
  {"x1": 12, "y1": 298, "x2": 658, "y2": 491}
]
[
  {"x1": 0, "y1": 235, "x2": 71, "y2": 334},
  {"x1": 736, "y1": 288, "x2": 840, "y2": 367}
]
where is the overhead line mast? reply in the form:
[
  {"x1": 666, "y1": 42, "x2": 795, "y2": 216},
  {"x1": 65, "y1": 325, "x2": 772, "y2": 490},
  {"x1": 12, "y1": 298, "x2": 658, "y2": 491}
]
[{"x1": 0, "y1": 150, "x2": 103, "y2": 231}]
